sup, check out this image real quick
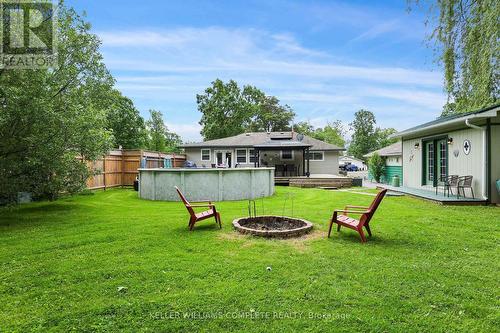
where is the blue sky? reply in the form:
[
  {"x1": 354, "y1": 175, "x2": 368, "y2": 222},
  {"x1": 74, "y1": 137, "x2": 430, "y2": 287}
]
[{"x1": 67, "y1": 0, "x2": 444, "y2": 142}]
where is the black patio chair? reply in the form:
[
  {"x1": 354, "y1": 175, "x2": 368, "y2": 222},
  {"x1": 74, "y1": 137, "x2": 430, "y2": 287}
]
[
  {"x1": 457, "y1": 175, "x2": 474, "y2": 199},
  {"x1": 287, "y1": 165, "x2": 297, "y2": 177},
  {"x1": 435, "y1": 175, "x2": 459, "y2": 197},
  {"x1": 275, "y1": 164, "x2": 285, "y2": 177}
]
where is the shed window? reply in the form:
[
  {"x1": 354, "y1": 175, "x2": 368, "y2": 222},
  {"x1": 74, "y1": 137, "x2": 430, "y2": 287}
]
[
  {"x1": 201, "y1": 149, "x2": 211, "y2": 161},
  {"x1": 236, "y1": 149, "x2": 247, "y2": 163}
]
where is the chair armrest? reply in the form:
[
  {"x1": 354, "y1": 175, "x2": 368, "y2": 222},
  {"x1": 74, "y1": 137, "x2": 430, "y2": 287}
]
[
  {"x1": 189, "y1": 204, "x2": 214, "y2": 208},
  {"x1": 344, "y1": 205, "x2": 369, "y2": 209},
  {"x1": 190, "y1": 200, "x2": 213, "y2": 203},
  {"x1": 334, "y1": 209, "x2": 368, "y2": 215}
]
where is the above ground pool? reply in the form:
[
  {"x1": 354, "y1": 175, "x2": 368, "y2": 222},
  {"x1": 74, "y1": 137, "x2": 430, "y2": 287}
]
[{"x1": 138, "y1": 168, "x2": 275, "y2": 201}]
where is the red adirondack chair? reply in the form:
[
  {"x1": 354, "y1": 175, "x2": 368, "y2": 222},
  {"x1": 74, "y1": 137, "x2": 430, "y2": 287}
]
[
  {"x1": 175, "y1": 186, "x2": 222, "y2": 231},
  {"x1": 328, "y1": 189, "x2": 387, "y2": 243}
]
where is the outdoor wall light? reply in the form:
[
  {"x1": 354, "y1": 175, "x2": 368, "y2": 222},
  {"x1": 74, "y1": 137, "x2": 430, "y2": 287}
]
[
  {"x1": 414, "y1": 143, "x2": 420, "y2": 149},
  {"x1": 447, "y1": 137, "x2": 453, "y2": 145}
]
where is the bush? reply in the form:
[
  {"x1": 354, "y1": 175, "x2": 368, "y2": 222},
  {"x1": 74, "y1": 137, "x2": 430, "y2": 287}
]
[{"x1": 368, "y1": 153, "x2": 385, "y2": 183}]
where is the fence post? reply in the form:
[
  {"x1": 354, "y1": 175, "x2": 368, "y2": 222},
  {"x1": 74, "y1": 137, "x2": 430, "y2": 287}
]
[
  {"x1": 121, "y1": 149, "x2": 125, "y2": 188},
  {"x1": 103, "y1": 155, "x2": 107, "y2": 190}
]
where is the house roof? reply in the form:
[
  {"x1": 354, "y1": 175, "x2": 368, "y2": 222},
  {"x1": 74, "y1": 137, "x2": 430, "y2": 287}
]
[
  {"x1": 182, "y1": 132, "x2": 345, "y2": 151},
  {"x1": 364, "y1": 141, "x2": 402, "y2": 158},
  {"x1": 339, "y1": 155, "x2": 365, "y2": 163},
  {"x1": 392, "y1": 103, "x2": 500, "y2": 139}
]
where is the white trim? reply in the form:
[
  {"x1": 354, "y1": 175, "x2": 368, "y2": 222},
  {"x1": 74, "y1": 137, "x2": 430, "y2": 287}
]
[
  {"x1": 308, "y1": 151, "x2": 324, "y2": 161},
  {"x1": 248, "y1": 149, "x2": 256, "y2": 164},
  {"x1": 236, "y1": 148, "x2": 248, "y2": 164},
  {"x1": 392, "y1": 107, "x2": 499, "y2": 138},
  {"x1": 280, "y1": 149, "x2": 294, "y2": 161},
  {"x1": 214, "y1": 149, "x2": 233, "y2": 168},
  {"x1": 201, "y1": 149, "x2": 211, "y2": 161}
]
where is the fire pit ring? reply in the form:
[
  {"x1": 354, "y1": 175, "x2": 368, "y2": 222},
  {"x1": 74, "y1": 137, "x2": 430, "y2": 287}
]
[{"x1": 232, "y1": 216, "x2": 313, "y2": 238}]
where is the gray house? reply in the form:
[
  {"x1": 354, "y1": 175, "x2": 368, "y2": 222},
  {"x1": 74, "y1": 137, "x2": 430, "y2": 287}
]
[
  {"x1": 391, "y1": 103, "x2": 500, "y2": 204},
  {"x1": 181, "y1": 132, "x2": 345, "y2": 176}
]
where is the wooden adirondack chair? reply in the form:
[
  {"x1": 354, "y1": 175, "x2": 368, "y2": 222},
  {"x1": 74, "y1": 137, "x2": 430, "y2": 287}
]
[
  {"x1": 328, "y1": 189, "x2": 387, "y2": 243},
  {"x1": 175, "y1": 186, "x2": 222, "y2": 231}
]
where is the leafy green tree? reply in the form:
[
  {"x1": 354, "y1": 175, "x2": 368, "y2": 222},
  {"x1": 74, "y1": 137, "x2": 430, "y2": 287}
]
[
  {"x1": 146, "y1": 110, "x2": 182, "y2": 153},
  {"x1": 368, "y1": 153, "x2": 385, "y2": 183},
  {"x1": 293, "y1": 121, "x2": 315, "y2": 136},
  {"x1": 414, "y1": 0, "x2": 499, "y2": 114},
  {"x1": 348, "y1": 110, "x2": 378, "y2": 160},
  {"x1": 0, "y1": 4, "x2": 114, "y2": 202},
  {"x1": 106, "y1": 90, "x2": 147, "y2": 149},
  {"x1": 375, "y1": 127, "x2": 398, "y2": 149},
  {"x1": 146, "y1": 110, "x2": 167, "y2": 152},
  {"x1": 248, "y1": 95, "x2": 296, "y2": 132},
  {"x1": 197, "y1": 79, "x2": 259, "y2": 140},
  {"x1": 197, "y1": 79, "x2": 295, "y2": 140},
  {"x1": 312, "y1": 120, "x2": 346, "y2": 147}
]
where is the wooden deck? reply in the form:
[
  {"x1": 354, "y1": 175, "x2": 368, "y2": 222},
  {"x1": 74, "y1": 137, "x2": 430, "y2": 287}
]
[
  {"x1": 275, "y1": 176, "x2": 353, "y2": 188},
  {"x1": 376, "y1": 184, "x2": 488, "y2": 205}
]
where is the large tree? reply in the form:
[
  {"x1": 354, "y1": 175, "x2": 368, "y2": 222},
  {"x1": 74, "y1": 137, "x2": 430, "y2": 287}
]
[
  {"x1": 311, "y1": 120, "x2": 346, "y2": 148},
  {"x1": 418, "y1": 0, "x2": 499, "y2": 114},
  {"x1": 106, "y1": 90, "x2": 148, "y2": 149},
  {"x1": 293, "y1": 121, "x2": 315, "y2": 136},
  {"x1": 146, "y1": 110, "x2": 182, "y2": 153},
  {"x1": 375, "y1": 127, "x2": 398, "y2": 149},
  {"x1": 0, "y1": 4, "x2": 114, "y2": 202},
  {"x1": 197, "y1": 79, "x2": 258, "y2": 140},
  {"x1": 197, "y1": 79, "x2": 295, "y2": 140},
  {"x1": 347, "y1": 110, "x2": 397, "y2": 160},
  {"x1": 348, "y1": 110, "x2": 378, "y2": 160},
  {"x1": 248, "y1": 95, "x2": 296, "y2": 132}
]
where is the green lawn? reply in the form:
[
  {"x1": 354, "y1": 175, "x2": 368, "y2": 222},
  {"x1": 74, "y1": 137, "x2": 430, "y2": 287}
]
[{"x1": 1, "y1": 187, "x2": 499, "y2": 332}]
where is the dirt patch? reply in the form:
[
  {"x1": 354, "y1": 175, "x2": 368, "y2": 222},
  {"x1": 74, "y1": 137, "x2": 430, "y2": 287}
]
[
  {"x1": 232, "y1": 216, "x2": 313, "y2": 238},
  {"x1": 218, "y1": 228, "x2": 325, "y2": 253}
]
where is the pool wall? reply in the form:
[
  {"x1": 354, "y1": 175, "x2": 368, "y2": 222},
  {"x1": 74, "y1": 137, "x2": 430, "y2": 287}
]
[{"x1": 138, "y1": 168, "x2": 275, "y2": 201}]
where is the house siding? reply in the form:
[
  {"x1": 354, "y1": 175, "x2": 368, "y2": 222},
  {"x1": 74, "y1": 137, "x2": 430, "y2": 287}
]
[
  {"x1": 184, "y1": 147, "x2": 340, "y2": 176},
  {"x1": 309, "y1": 151, "x2": 339, "y2": 175},
  {"x1": 403, "y1": 127, "x2": 486, "y2": 198}
]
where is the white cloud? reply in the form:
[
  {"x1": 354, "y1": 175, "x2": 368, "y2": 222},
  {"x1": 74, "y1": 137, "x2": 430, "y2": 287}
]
[
  {"x1": 166, "y1": 122, "x2": 202, "y2": 142},
  {"x1": 96, "y1": 26, "x2": 444, "y2": 141}
]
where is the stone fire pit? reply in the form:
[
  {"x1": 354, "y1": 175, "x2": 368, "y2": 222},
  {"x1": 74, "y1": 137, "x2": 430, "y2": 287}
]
[{"x1": 232, "y1": 216, "x2": 313, "y2": 238}]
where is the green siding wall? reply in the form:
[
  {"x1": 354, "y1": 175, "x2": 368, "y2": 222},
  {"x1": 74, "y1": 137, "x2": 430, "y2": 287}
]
[
  {"x1": 383, "y1": 166, "x2": 403, "y2": 184},
  {"x1": 368, "y1": 165, "x2": 403, "y2": 184}
]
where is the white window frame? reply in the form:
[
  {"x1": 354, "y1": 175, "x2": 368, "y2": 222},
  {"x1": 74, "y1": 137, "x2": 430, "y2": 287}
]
[
  {"x1": 201, "y1": 149, "x2": 211, "y2": 161},
  {"x1": 249, "y1": 149, "x2": 256, "y2": 163},
  {"x1": 280, "y1": 149, "x2": 294, "y2": 161},
  {"x1": 236, "y1": 149, "x2": 248, "y2": 164},
  {"x1": 308, "y1": 151, "x2": 324, "y2": 161}
]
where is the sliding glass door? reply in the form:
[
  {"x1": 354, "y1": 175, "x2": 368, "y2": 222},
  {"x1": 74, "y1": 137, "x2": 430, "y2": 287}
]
[{"x1": 423, "y1": 138, "x2": 448, "y2": 186}]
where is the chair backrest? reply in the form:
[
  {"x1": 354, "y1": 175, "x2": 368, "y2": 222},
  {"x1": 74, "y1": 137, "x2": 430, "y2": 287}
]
[
  {"x1": 459, "y1": 176, "x2": 473, "y2": 187},
  {"x1": 361, "y1": 189, "x2": 387, "y2": 226},
  {"x1": 448, "y1": 175, "x2": 459, "y2": 186},
  {"x1": 175, "y1": 186, "x2": 195, "y2": 216}
]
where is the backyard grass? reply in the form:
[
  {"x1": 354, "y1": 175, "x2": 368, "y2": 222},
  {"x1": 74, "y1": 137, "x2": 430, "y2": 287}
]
[{"x1": 1, "y1": 187, "x2": 499, "y2": 332}]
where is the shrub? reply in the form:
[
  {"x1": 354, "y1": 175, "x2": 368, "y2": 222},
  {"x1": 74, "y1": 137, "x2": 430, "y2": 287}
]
[{"x1": 368, "y1": 153, "x2": 385, "y2": 183}]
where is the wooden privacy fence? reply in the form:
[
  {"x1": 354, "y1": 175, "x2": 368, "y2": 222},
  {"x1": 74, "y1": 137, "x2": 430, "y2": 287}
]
[{"x1": 82, "y1": 149, "x2": 186, "y2": 190}]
